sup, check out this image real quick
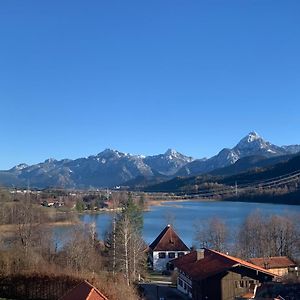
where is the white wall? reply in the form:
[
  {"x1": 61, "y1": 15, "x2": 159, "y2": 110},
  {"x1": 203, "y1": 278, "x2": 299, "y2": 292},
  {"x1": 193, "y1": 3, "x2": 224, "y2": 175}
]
[{"x1": 152, "y1": 251, "x2": 189, "y2": 271}]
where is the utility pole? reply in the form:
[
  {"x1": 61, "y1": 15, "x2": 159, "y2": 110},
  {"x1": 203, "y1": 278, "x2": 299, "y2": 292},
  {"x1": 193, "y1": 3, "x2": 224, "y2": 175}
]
[{"x1": 235, "y1": 181, "x2": 238, "y2": 197}]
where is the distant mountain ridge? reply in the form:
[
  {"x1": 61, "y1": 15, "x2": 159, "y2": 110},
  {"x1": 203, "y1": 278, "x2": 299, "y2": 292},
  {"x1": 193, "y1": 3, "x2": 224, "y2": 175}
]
[
  {"x1": 145, "y1": 153, "x2": 300, "y2": 206},
  {"x1": 144, "y1": 149, "x2": 194, "y2": 176},
  {"x1": 0, "y1": 132, "x2": 299, "y2": 189},
  {"x1": 0, "y1": 148, "x2": 193, "y2": 189},
  {"x1": 175, "y1": 132, "x2": 298, "y2": 177}
]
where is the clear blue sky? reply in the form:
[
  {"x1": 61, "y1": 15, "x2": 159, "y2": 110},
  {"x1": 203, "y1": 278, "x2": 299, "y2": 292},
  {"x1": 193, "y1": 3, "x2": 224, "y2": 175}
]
[{"x1": 0, "y1": 0, "x2": 299, "y2": 169}]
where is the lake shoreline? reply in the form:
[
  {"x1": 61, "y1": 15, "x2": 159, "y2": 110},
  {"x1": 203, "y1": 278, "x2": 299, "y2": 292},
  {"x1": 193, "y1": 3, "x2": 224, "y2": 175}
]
[
  {"x1": 145, "y1": 197, "x2": 218, "y2": 209},
  {"x1": 0, "y1": 220, "x2": 79, "y2": 239},
  {"x1": 146, "y1": 197, "x2": 300, "y2": 208}
]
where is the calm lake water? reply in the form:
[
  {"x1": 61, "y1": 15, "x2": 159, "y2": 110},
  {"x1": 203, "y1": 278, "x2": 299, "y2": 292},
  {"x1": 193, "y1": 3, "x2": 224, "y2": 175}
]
[{"x1": 79, "y1": 201, "x2": 300, "y2": 247}]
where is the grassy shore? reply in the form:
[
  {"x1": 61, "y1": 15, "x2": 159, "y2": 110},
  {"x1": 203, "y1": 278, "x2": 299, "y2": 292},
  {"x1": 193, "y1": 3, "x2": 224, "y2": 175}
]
[{"x1": 146, "y1": 197, "x2": 217, "y2": 208}]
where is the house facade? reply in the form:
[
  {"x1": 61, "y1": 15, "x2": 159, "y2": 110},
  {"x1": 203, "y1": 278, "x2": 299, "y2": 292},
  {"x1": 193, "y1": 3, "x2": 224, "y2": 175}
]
[
  {"x1": 248, "y1": 256, "x2": 297, "y2": 276},
  {"x1": 148, "y1": 225, "x2": 190, "y2": 271},
  {"x1": 172, "y1": 248, "x2": 277, "y2": 300}
]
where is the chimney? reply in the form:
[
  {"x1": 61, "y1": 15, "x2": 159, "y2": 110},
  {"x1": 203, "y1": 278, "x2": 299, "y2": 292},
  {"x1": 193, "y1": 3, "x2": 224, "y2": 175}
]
[{"x1": 197, "y1": 249, "x2": 205, "y2": 260}]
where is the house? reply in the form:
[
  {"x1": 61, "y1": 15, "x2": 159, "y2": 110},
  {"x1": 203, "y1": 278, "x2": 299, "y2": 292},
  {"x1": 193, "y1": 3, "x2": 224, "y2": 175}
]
[
  {"x1": 148, "y1": 224, "x2": 190, "y2": 271},
  {"x1": 172, "y1": 248, "x2": 278, "y2": 300},
  {"x1": 255, "y1": 282, "x2": 300, "y2": 299},
  {"x1": 248, "y1": 256, "x2": 297, "y2": 276},
  {"x1": 60, "y1": 280, "x2": 108, "y2": 300}
]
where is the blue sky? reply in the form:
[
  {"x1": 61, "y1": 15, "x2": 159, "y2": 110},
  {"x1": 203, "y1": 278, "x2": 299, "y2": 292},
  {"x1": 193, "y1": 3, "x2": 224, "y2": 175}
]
[{"x1": 0, "y1": 1, "x2": 299, "y2": 169}]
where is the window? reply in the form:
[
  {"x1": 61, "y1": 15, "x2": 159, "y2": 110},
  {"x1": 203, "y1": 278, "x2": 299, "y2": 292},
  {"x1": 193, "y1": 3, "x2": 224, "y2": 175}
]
[
  {"x1": 158, "y1": 252, "x2": 166, "y2": 259},
  {"x1": 235, "y1": 280, "x2": 250, "y2": 289},
  {"x1": 168, "y1": 252, "x2": 175, "y2": 258},
  {"x1": 178, "y1": 252, "x2": 185, "y2": 258}
]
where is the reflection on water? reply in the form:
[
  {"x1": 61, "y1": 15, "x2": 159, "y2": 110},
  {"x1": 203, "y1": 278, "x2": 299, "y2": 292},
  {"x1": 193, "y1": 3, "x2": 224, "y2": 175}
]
[{"x1": 78, "y1": 201, "x2": 300, "y2": 247}]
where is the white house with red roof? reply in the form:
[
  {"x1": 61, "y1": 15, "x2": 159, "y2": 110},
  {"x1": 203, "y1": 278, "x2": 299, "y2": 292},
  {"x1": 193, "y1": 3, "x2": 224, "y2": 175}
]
[{"x1": 148, "y1": 225, "x2": 190, "y2": 271}]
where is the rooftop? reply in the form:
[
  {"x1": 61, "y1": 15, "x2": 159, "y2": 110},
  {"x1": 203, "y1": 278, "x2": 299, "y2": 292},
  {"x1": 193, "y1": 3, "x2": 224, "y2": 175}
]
[
  {"x1": 172, "y1": 249, "x2": 278, "y2": 281},
  {"x1": 60, "y1": 280, "x2": 108, "y2": 300},
  {"x1": 248, "y1": 256, "x2": 297, "y2": 269},
  {"x1": 149, "y1": 224, "x2": 190, "y2": 252}
]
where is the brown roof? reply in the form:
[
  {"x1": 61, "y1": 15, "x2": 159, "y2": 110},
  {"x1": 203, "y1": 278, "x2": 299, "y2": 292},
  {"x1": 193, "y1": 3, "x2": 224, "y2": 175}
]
[
  {"x1": 173, "y1": 249, "x2": 278, "y2": 281},
  {"x1": 60, "y1": 280, "x2": 108, "y2": 300},
  {"x1": 248, "y1": 257, "x2": 297, "y2": 269},
  {"x1": 149, "y1": 225, "x2": 190, "y2": 251}
]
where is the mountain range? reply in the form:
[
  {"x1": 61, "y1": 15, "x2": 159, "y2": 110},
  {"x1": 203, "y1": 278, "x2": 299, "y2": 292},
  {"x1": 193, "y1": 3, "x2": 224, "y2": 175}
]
[
  {"x1": 145, "y1": 151, "x2": 300, "y2": 206},
  {"x1": 0, "y1": 132, "x2": 299, "y2": 189},
  {"x1": 175, "y1": 132, "x2": 300, "y2": 177},
  {"x1": 0, "y1": 148, "x2": 193, "y2": 189}
]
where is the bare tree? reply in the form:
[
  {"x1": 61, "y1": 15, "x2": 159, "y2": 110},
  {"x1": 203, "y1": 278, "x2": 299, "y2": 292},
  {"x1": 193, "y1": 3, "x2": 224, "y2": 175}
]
[
  {"x1": 265, "y1": 214, "x2": 299, "y2": 258},
  {"x1": 236, "y1": 211, "x2": 266, "y2": 258},
  {"x1": 108, "y1": 195, "x2": 146, "y2": 285},
  {"x1": 194, "y1": 217, "x2": 229, "y2": 252},
  {"x1": 236, "y1": 211, "x2": 300, "y2": 259},
  {"x1": 58, "y1": 224, "x2": 102, "y2": 275},
  {"x1": 115, "y1": 215, "x2": 131, "y2": 285}
]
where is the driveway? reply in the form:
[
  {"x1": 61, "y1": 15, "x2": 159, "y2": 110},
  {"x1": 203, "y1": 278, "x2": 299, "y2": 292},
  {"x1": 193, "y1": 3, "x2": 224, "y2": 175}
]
[{"x1": 139, "y1": 283, "x2": 189, "y2": 300}]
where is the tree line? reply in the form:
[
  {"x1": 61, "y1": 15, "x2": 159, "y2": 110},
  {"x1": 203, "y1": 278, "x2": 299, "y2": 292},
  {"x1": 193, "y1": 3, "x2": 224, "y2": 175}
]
[{"x1": 194, "y1": 210, "x2": 300, "y2": 260}]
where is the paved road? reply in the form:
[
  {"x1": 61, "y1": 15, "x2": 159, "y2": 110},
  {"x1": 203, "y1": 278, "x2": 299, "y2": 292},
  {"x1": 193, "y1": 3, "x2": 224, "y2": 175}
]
[{"x1": 139, "y1": 283, "x2": 189, "y2": 300}]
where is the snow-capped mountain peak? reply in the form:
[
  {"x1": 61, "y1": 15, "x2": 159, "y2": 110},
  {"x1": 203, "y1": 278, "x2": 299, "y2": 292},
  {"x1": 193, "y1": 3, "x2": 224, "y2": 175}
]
[
  {"x1": 176, "y1": 132, "x2": 298, "y2": 177},
  {"x1": 44, "y1": 158, "x2": 57, "y2": 164},
  {"x1": 97, "y1": 148, "x2": 125, "y2": 158},
  {"x1": 247, "y1": 131, "x2": 260, "y2": 142},
  {"x1": 235, "y1": 132, "x2": 269, "y2": 152},
  {"x1": 165, "y1": 148, "x2": 178, "y2": 156},
  {"x1": 144, "y1": 149, "x2": 194, "y2": 176},
  {"x1": 10, "y1": 163, "x2": 29, "y2": 171}
]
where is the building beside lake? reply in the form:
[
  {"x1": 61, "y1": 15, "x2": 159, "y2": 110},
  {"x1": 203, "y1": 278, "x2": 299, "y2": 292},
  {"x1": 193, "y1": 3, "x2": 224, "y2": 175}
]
[
  {"x1": 248, "y1": 256, "x2": 297, "y2": 277},
  {"x1": 148, "y1": 224, "x2": 190, "y2": 271},
  {"x1": 172, "y1": 248, "x2": 277, "y2": 300}
]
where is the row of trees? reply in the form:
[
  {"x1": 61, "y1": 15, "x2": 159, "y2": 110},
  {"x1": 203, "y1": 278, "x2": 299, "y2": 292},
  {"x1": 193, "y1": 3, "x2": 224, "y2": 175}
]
[{"x1": 194, "y1": 211, "x2": 300, "y2": 259}]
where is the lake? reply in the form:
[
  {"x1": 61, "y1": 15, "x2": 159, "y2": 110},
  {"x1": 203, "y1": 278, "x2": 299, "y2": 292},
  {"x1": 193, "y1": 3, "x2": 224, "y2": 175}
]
[{"x1": 79, "y1": 200, "x2": 300, "y2": 247}]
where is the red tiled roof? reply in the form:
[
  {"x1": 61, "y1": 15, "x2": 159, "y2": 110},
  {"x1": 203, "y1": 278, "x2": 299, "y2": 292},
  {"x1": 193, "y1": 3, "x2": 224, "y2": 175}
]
[
  {"x1": 173, "y1": 249, "x2": 277, "y2": 281},
  {"x1": 60, "y1": 280, "x2": 108, "y2": 300},
  {"x1": 149, "y1": 225, "x2": 190, "y2": 251},
  {"x1": 248, "y1": 256, "x2": 296, "y2": 269}
]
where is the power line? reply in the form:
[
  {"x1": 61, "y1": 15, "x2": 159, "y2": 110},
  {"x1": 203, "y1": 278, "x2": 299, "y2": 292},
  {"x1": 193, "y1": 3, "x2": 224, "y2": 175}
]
[{"x1": 186, "y1": 170, "x2": 300, "y2": 199}]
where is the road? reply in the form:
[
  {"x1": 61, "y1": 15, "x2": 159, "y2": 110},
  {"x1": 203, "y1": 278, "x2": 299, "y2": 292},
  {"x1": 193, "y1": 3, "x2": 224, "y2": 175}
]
[{"x1": 139, "y1": 283, "x2": 189, "y2": 300}]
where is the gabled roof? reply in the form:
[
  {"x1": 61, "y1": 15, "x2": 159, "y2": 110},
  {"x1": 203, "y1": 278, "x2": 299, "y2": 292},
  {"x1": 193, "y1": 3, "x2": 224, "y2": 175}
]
[
  {"x1": 60, "y1": 280, "x2": 108, "y2": 300},
  {"x1": 173, "y1": 249, "x2": 277, "y2": 281},
  {"x1": 149, "y1": 225, "x2": 190, "y2": 251},
  {"x1": 248, "y1": 256, "x2": 297, "y2": 269}
]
